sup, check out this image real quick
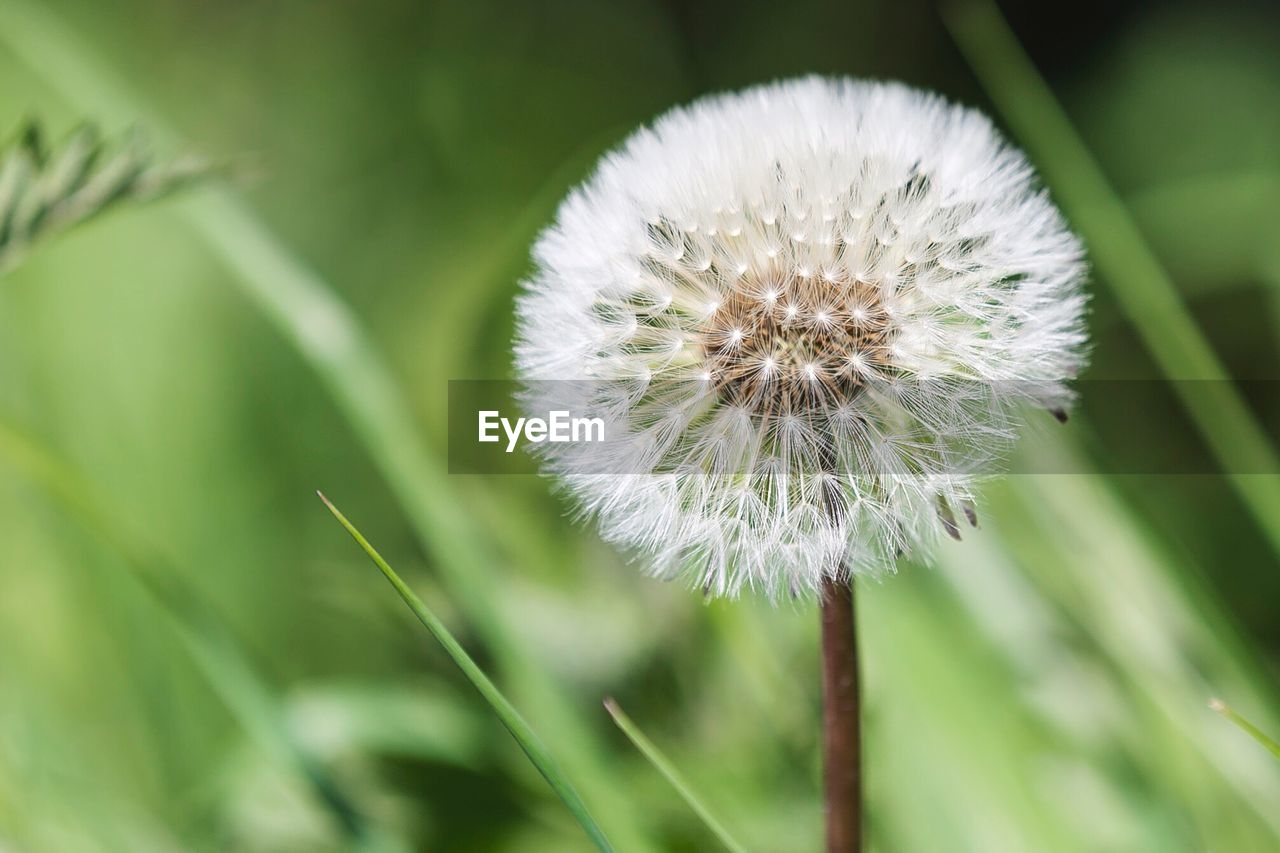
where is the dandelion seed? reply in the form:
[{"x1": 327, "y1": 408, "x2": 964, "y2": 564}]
[{"x1": 515, "y1": 77, "x2": 1087, "y2": 599}]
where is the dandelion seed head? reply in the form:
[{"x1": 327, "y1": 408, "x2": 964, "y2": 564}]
[{"x1": 516, "y1": 77, "x2": 1088, "y2": 598}]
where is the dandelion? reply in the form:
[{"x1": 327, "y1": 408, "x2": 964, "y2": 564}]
[
  {"x1": 515, "y1": 76, "x2": 1087, "y2": 851},
  {"x1": 517, "y1": 77, "x2": 1086, "y2": 596}
]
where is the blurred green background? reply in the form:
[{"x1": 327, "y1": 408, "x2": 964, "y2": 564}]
[{"x1": 1, "y1": 0, "x2": 1279, "y2": 850}]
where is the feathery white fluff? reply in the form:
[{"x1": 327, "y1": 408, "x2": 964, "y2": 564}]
[{"x1": 515, "y1": 76, "x2": 1087, "y2": 598}]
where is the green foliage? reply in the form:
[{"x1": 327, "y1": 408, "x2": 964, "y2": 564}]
[
  {"x1": 320, "y1": 493, "x2": 612, "y2": 851},
  {"x1": 604, "y1": 699, "x2": 749, "y2": 853},
  {"x1": 0, "y1": 420, "x2": 404, "y2": 851},
  {"x1": 943, "y1": 0, "x2": 1280, "y2": 558},
  {"x1": 0, "y1": 119, "x2": 209, "y2": 275},
  {"x1": 1212, "y1": 699, "x2": 1280, "y2": 761},
  {"x1": 0, "y1": 0, "x2": 1278, "y2": 850}
]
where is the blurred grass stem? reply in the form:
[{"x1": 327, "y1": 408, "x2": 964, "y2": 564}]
[
  {"x1": 319, "y1": 492, "x2": 612, "y2": 851},
  {"x1": 0, "y1": 3, "x2": 653, "y2": 847},
  {"x1": 0, "y1": 418, "x2": 395, "y2": 850},
  {"x1": 944, "y1": 0, "x2": 1280, "y2": 558},
  {"x1": 1211, "y1": 699, "x2": 1280, "y2": 760}
]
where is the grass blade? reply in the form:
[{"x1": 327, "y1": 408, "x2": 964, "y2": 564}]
[
  {"x1": 318, "y1": 492, "x2": 612, "y2": 852},
  {"x1": 603, "y1": 698, "x2": 749, "y2": 853},
  {"x1": 942, "y1": 0, "x2": 1280, "y2": 558},
  {"x1": 0, "y1": 418, "x2": 399, "y2": 851},
  {"x1": 0, "y1": 118, "x2": 211, "y2": 277},
  {"x1": 0, "y1": 4, "x2": 654, "y2": 846},
  {"x1": 1212, "y1": 699, "x2": 1280, "y2": 761}
]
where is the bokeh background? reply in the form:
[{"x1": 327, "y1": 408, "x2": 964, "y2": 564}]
[{"x1": 1, "y1": 0, "x2": 1279, "y2": 850}]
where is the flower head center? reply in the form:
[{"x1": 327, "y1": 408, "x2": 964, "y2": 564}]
[{"x1": 702, "y1": 275, "x2": 896, "y2": 413}]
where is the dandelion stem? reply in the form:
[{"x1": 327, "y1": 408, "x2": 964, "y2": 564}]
[{"x1": 820, "y1": 576, "x2": 862, "y2": 853}]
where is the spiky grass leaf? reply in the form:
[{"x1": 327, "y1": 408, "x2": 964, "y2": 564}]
[
  {"x1": 0, "y1": 119, "x2": 210, "y2": 275},
  {"x1": 603, "y1": 699, "x2": 749, "y2": 853},
  {"x1": 318, "y1": 492, "x2": 612, "y2": 852},
  {"x1": 942, "y1": 0, "x2": 1280, "y2": 558},
  {"x1": 1212, "y1": 699, "x2": 1280, "y2": 761}
]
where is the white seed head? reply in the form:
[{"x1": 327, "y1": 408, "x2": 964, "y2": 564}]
[{"x1": 515, "y1": 77, "x2": 1088, "y2": 598}]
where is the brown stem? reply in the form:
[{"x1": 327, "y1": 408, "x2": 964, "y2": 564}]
[{"x1": 821, "y1": 575, "x2": 862, "y2": 853}]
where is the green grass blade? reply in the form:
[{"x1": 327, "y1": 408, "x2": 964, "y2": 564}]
[
  {"x1": 0, "y1": 118, "x2": 211, "y2": 277},
  {"x1": 1212, "y1": 699, "x2": 1280, "y2": 761},
  {"x1": 942, "y1": 0, "x2": 1280, "y2": 558},
  {"x1": 318, "y1": 492, "x2": 613, "y2": 852},
  {"x1": 0, "y1": 418, "x2": 399, "y2": 851},
  {"x1": 603, "y1": 698, "x2": 749, "y2": 853},
  {"x1": 0, "y1": 5, "x2": 653, "y2": 847}
]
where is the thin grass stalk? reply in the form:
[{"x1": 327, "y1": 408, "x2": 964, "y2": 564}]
[
  {"x1": 603, "y1": 698, "x2": 749, "y2": 853},
  {"x1": 943, "y1": 0, "x2": 1280, "y2": 558},
  {"x1": 319, "y1": 493, "x2": 612, "y2": 851},
  {"x1": 0, "y1": 4, "x2": 652, "y2": 847},
  {"x1": 1211, "y1": 699, "x2": 1280, "y2": 761},
  {"x1": 0, "y1": 417, "x2": 398, "y2": 851}
]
